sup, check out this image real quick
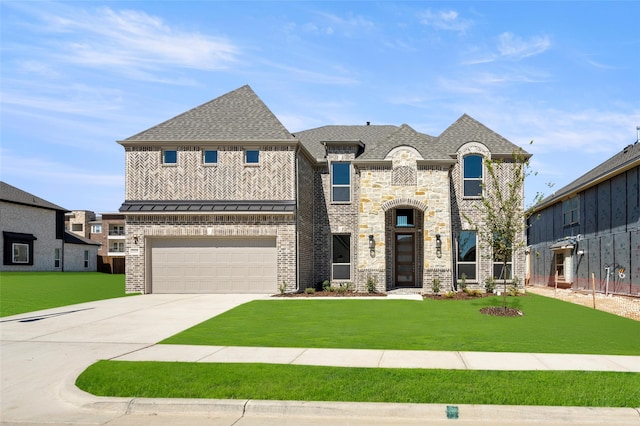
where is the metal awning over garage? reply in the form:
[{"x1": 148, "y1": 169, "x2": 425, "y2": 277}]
[{"x1": 150, "y1": 237, "x2": 277, "y2": 294}]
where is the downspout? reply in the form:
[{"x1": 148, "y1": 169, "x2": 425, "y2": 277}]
[
  {"x1": 448, "y1": 164, "x2": 456, "y2": 291},
  {"x1": 295, "y1": 145, "x2": 300, "y2": 292}
]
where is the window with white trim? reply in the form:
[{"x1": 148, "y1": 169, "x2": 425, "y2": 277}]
[
  {"x1": 493, "y1": 249, "x2": 513, "y2": 280},
  {"x1": 331, "y1": 162, "x2": 351, "y2": 203},
  {"x1": 203, "y1": 149, "x2": 218, "y2": 164},
  {"x1": 13, "y1": 243, "x2": 29, "y2": 264},
  {"x1": 91, "y1": 224, "x2": 102, "y2": 234},
  {"x1": 245, "y1": 150, "x2": 260, "y2": 164},
  {"x1": 463, "y1": 155, "x2": 483, "y2": 197},
  {"x1": 457, "y1": 231, "x2": 477, "y2": 280},
  {"x1": 332, "y1": 234, "x2": 351, "y2": 280},
  {"x1": 163, "y1": 149, "x2": 177, "y2": 165}
]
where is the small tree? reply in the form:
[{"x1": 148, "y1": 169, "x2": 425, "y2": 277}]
[{"x1": 463, "y1": 143, "x2": 542, "y2": 310}]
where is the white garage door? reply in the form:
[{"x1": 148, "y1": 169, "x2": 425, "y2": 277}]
[{"x1": 150, "y1": 238, "x2": 277, "y2": 293}]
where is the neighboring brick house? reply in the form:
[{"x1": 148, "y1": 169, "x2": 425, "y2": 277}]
[
  {"x1": 1, "y1": 182, "x2": 99, "y2": 272},
  {"x1": 527, "y1": 138, "x2": 640, "y2": 295},
  {"x1": 119, "y1": 85, "x2": 528, "y2": 294}
]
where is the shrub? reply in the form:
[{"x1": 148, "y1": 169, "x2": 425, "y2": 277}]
[
  {"x1": 322, "y1": 280, "x2": 331, "y2": 292},
  {"x1": 279, "y1": 281, "x2": 287, "y2": 295},
  {"x1": 366, "y1": 275, "x2": 377, "y2": 293},
  {"x1": 469, "y1": 289, "x2": 483, "y2": 297},
  {"x1": 304, "y1": 287, "x2": 315, "y2": 294},
  {"x1": 431, "y1": 277, "x2": 441, "y2": 294},
  {"x1": 444, "y1": 291, "x2": 455, "y2": 299},
  {"x1": 484, "y1": 277, "x2": 496, "y2": 294},
  {"x1": 508, "y1": 276, "x2": 521, "y2": 296},
  {"x1": 459, "y1": 273, "x2": 468, "y2": 292}
]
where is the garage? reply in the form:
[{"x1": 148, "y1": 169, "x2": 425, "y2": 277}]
[{"x1": 150, "y1": 237, "x2": 277, "y2": 293}]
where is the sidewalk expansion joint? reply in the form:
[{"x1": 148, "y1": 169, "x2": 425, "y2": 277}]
[
  {"x1": 290, "y1": 348, "x2": 308, "y2": 364},
  {"x1": 455, "y1": 351, "x2": 469, "y2": 369},
  {"x1": 107, "y1": 343, "x2": 155, "y2": 360}
]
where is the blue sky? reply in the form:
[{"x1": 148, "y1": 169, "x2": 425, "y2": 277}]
[{"x1": 1, "y1": 1, "x2": 639, "y2": 213}]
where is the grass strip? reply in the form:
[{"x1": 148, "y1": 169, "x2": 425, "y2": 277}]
[
  {"x1": 77, "y1": 361, "x2": 640, "y2": 407},
  {"x1": 0, "y1": 272, "x2": 129, "y2": 317},
  {"x1": 162, "y1": 295, "x2": 640, "y2": 355}
]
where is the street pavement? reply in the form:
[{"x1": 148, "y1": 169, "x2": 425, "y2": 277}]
[{"x1": 1, "y1": 294, "x2": 639, "y2": 425}]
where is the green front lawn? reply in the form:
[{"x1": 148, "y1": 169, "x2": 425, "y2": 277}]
[
  {"x1": 162, "y1": 295, "x2": 640, "y2": 355},
  {"x1": 0, "y1": 272, "x2": 129, "y2": 317},
  {"x1": 76, "y1": 361, "x2": 640, "y2": 407}
]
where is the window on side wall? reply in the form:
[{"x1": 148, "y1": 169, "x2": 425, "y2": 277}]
[
  {"x1": 163, "y1": 149, "x2": 177, "y2": 165},
  {"x1": 91, "y1": 224, "x2": 102, "y2": 234},
  {"x1": 3, "y1": 232, "x2": 36, "y2": 266},
  {"x1": 84, "y1": 250, "x2": 89, "y2": 268},
  {"x1": 555, "y1": 253, "x2": 564, "y2": 279},
  {"x1": 203, "y1": 149, "x2": 218, "y2": 165},
  {"x1": 457, "y1": 231, "x2": 477, "y2": 280},
  {"x1": 331, "y1": 162, "x2": 351, "y2": 203},
  {"x1": 54, "y1": 248, "x2": 61, "y2": 268},
  {"x1": 245, "y1": 150, "x2": 260, "y2": 165},
  {"x1": 332, "y1": 234, "x2": 351, "y2": 280},
  {"x1": 562, "y1": 196, "x2": 579, "y2": 226},
  {"x1": 463, "y1": 155, "x2": 483, "y2": 197}
]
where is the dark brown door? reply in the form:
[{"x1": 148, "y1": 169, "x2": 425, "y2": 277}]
[{"x1": 395, "y1": 233, "x2": 415, "y2": 286}]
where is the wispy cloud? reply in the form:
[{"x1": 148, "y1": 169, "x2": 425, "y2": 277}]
[
  {"x1": 417, "y1": 9, "x2": 473, "y2": 33},
  {"x1": 463, "y1": 32, "x2": 551, "y2": 65},
  {"x1": 497, "y1": 32, "x2": 551, "y2": 59},
  {"x1": 1, "y1": 149, "x2": 124, "y2": 186},
  {"x1": 7, "y1": 3, "x2": 240, "y2": 81}
]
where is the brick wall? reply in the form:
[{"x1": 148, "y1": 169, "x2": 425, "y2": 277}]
[{"x1": 124, "y1": 145, "x2": 296, "y2": 201}]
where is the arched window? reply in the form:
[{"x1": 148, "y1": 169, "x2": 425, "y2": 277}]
[{"x1": 463, "y1": 155, "x2": 483, "y2": 197}]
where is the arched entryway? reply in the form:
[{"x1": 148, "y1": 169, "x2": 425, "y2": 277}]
[{"x1": 383, "y1": 201, "x2": 426, "y2": 289}]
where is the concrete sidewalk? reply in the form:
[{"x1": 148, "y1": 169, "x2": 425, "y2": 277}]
[
  {"x1": 2, "y1": 294, "x2": 639, "y2": 425},
  {"x1": 113, "y1": 344, "x2": 640, "y2": 372}
]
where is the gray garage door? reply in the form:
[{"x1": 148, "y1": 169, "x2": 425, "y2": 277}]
[{"x1": 150, "y1": 238, "x2": 277, "y2": 293}]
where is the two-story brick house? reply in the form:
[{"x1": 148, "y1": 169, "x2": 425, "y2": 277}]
[{"x1": 119, "y1": 85, "x2": 527, "y2": 294}]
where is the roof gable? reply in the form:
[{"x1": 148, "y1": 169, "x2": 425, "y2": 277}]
[
  {"x1": 0, "y1": 181, "x2": 67, "y2": 211},
  {"x1": 437, "y1": 114, "x2": 525, "y2": 156},
  {"x1": 121, "y1": 85, "x2": 294, "y2": 143}
]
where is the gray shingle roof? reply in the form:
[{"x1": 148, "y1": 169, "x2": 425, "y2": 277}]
[
  {"x1": 64, "y1": 231, "x2": 101, "y2": 246},
  {"x1": 295, "y1": 125, "x2": 399, "y2": 160},
  {"x1": 121, "y1": 85, "x2": 295, "y2": 143},
  {"x1": 436, "y1": 114, "x2": 527, "y2": 156},
  {"x1": 534, "y1": 141, "x2": 640, "y2": 210},
  {"x1": 0, "y1": 181, "x2": 67, "y2": 211},
  {"x1": 360, "y1": 124, "x2": 448, "y2": 160}
]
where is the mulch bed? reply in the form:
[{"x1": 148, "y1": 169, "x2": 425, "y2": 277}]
[
  {"x1": 272, "y1": 291, "x2": 387, "y2": 298},
  {"x1": 480, "y1": 306, "x2": 524, "y2": 317}
]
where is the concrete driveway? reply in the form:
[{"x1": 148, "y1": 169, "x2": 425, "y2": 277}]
[
  {"x1": 2, "y1": 294, "x2": 639, "y2": 425},
  {"x1": 0, "y1": 293, "x2": 267, "y2": 425}
]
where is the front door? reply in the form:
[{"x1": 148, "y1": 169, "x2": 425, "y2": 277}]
[{"x1": 395, "y1": 233, "x2": 415, "y2": 286}]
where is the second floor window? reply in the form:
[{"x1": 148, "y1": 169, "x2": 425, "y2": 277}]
[
  {"x1": 163, "y1": 149, "x2": 177, "y2": 164},
  {"x1": 245, "y1": 150, "x2": 260, "y2": 164},
  {"x1": 463, "y1": 155, "x2": 483, "y2": 197},
  {"x1": 562, "y1": 196, "x2": 579, "y2": 226},
  {"x1": 203, "y1": 150, "x2": 218, "y2": 164},
  {"x1": 331, "y1": 162, "x2": 351, "y2": 203}
]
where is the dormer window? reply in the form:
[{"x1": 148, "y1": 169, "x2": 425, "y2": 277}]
[{"x1": 463, "y1": 155, "x2": 483, "y2": 197}]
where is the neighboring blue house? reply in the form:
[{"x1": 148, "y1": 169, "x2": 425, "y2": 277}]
[{"x1": 527, "y1": 136, "x2": 640, "y2": 295}]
